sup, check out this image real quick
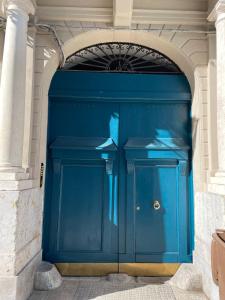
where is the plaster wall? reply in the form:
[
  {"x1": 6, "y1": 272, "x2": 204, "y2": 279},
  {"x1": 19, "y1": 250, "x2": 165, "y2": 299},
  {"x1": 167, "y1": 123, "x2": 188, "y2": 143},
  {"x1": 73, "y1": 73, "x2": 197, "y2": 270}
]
[{"x1": 0, "y1": 21, "x2": 223, "y2": 300}]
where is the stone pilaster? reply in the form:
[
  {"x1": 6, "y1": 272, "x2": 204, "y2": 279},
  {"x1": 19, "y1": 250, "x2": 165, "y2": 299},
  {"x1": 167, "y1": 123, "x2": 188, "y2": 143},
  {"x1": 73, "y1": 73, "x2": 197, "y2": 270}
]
[
  {"x1": 0, "y1": 0, "x2": 35, "y2": 174},
  {"x1": 0, "y1": 2, "x2": 42, "y2": 300},
  {"x1": 208, "y1": 0, "x2": 225, "y2": 192}
]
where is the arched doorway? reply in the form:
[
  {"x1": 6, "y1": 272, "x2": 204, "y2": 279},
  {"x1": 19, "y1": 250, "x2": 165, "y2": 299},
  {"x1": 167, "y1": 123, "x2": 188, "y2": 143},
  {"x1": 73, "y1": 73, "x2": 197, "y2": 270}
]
[{"x1": 43, "y1": 42, "x2": 193, "y2": 276}]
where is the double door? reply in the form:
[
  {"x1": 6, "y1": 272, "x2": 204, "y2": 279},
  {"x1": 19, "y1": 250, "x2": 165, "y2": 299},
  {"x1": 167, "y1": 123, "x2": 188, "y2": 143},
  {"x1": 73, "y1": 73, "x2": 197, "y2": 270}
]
[{"x1": 43, "y1": 71, "x2": 192, "y2": 275}]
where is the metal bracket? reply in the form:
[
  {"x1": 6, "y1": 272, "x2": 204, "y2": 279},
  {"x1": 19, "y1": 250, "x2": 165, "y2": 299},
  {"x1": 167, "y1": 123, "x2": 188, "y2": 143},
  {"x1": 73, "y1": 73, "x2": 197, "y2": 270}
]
[
  {"x1": 179, "y1": 160, "x2": 188, "y2": 176},
  {"x1": 127, "y1": 160, "x2": 135, "y2": 174},
  {"x1": 105, "y1": 159, "x2": 113, "y2": 175}
]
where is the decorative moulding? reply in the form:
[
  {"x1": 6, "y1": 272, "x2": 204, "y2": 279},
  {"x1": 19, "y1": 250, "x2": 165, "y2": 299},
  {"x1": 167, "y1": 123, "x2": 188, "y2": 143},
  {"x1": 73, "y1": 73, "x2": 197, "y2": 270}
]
[
  {"x1": 208, "y1": 0, "x2": 225, "y2": 22},
  {"x1": 2, "y1": 0, "x2": 36, "y2": 15}
]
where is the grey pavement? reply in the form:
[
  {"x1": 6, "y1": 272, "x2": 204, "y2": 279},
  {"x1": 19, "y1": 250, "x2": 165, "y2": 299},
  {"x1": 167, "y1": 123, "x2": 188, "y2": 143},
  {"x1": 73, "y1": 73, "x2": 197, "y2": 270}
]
[{"x1": 29, "y1": 276, "x2": 208, "y2": 300}]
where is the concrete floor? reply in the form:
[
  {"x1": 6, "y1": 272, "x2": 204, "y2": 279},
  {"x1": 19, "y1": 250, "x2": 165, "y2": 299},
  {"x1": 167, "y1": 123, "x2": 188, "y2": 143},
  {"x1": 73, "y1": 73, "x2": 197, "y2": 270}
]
[{"x1": 29, "y1": 275, "x2": 208, "y2": 300}]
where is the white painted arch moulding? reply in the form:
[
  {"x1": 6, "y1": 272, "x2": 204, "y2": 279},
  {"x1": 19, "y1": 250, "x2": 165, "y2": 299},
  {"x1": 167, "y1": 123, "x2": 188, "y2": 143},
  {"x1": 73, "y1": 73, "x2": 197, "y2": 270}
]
[{"x1": 41, "y1": 30, "x2": 196, "y2": 96}]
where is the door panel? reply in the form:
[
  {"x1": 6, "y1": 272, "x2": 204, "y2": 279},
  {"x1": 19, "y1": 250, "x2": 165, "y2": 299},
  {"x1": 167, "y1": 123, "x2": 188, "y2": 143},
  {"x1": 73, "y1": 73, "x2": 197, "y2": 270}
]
[
  {"x1": 119, "y1": 102, "x2": 190, "y2": 141},
  {"x1": 135, "y1": 162, "x2": 179, "y2": 261},
  {"x1": 58, "y1": 163, "x2": 105, "y2": 252},
  {"x1": 46, "y1": 158, "x2": 118, "y2": 262},
  {"x1": 49, "y1": 101, "x2": 120, "y2": 146}
]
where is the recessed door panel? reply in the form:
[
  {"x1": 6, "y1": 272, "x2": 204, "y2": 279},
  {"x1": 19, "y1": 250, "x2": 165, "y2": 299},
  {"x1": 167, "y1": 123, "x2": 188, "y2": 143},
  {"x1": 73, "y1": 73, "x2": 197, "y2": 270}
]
[
  {"x1": 49, "y1": 101, "x2": 120, "y2": 146},
  {"x1": 46, "y1": 158, "x2": 118, "y2": 262},
  {"x1": 135, "y1": 162, "x2": 179, "y2": 261},
  {"x1": 58, "y1": 163, "x2": 105, "y2": 252},
  {"x1": 120, "y1": 102, "x2": 189, "y2": 140}
]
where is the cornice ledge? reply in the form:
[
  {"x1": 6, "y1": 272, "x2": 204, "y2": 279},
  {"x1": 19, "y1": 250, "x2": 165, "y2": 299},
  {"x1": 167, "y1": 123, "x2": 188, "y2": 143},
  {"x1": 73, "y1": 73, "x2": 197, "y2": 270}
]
[
  {"x1": 208, "y1": 0, "x2": 225, "y2": 22},
  {"x1": 208, "y1": 172, "x2": 225, "y2": 195},
  {"x1": 2, "y1": 0, "x2": 36, "y2": 16}
]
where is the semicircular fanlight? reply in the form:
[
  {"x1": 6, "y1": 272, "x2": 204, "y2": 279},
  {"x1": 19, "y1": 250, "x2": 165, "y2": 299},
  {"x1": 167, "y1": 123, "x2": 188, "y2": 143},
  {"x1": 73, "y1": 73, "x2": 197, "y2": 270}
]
[{"x1": 62, "y1": 42, "x2": 181, "y2": 74}]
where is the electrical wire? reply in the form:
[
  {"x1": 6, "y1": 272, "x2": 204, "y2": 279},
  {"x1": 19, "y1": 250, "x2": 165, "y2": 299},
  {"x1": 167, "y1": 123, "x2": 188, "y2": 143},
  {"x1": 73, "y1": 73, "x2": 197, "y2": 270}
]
[{"x1": 35, "y1": 23, "x2": 65, "y2": 67}]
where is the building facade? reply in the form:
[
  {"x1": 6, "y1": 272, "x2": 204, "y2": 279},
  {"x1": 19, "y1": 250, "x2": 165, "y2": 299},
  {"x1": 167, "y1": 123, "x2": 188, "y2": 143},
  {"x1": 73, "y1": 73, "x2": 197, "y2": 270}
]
[{"x1": 0, "y1": 0, "x2": 225, "y2": 299}]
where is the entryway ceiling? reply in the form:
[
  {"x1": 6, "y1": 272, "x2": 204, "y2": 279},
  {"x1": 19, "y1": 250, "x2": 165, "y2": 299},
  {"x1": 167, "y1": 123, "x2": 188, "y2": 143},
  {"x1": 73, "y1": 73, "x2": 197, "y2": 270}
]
[
  {"x1": 36, "y1": 0, "x2": 210, "y2": 27},
  {"x1": 37, "y1": 0, "x2": 208, "y2": 11}
]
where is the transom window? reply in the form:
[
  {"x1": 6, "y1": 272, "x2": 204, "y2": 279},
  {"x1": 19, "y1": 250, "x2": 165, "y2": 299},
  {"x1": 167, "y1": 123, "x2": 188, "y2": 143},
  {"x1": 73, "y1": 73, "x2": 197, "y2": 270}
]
[{"x1": 62, "y1": 42, "x2": 181, "y2": 74}]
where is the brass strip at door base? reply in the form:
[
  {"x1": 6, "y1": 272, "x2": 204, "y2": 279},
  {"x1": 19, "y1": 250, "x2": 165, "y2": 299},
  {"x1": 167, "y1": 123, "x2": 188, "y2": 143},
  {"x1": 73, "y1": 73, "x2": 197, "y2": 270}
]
[
  {"x1": 56, "y1": 263, "x2": 118, "y2": 276},
  {"x1": 119, "y1": 263, "x2": 180, "y2": 277},
  {"x1": 55, "y1": 263, "x2": 180, "y2": 277}
]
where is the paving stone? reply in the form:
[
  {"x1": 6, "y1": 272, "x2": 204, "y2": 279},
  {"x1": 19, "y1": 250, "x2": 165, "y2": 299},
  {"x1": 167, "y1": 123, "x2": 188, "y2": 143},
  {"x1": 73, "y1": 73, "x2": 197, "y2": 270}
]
[
  {"x1": 172, "y1": 287, "x2": 208, "y2": 300},
  {"x1": 136, "y1": 276, "x2": 171, "y2": 284},
  {"x1": 29, "y1": 276, "x2": 207, "y2": 300},
  {"x1": 28, "y1": 291, "x2": 48, "y2": 300}
]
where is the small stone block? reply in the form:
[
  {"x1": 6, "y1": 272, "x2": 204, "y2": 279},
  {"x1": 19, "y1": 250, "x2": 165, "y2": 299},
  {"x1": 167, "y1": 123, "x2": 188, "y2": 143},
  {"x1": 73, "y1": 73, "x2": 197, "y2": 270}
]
[
  {"x1": 107, "y1": 273, "x2": 132, "y2": 283},
  {"x1": 34, "y1": 262, "x2": 62, "y2": 291}
]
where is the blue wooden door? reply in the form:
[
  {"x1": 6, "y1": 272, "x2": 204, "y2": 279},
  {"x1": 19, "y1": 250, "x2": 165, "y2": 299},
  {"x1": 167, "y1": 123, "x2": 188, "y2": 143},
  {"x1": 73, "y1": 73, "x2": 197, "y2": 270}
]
[{"x1": 43, "y1": 71, "x2": 193, "y2": 264}]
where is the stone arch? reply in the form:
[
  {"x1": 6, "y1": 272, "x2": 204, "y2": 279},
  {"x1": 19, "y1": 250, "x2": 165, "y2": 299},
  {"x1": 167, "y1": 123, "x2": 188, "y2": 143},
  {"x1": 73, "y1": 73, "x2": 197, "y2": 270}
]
[
  {"x1": 40, "y1": 29, "x2": 197, "y2": 97},
  {"x1": 63, "y1": 30, "x2": 195, "y2": 90},
  {"x1": 37, "y1": 29, "x2": 206, "y2": 192}
]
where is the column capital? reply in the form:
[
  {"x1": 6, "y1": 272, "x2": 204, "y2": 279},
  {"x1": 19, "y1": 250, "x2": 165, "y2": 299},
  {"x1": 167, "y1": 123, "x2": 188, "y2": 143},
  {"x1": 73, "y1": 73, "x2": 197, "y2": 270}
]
[
  {"x1": 2, "y1": 0, "x2": 36, "y2": 16},
  {"x1": 208, "y1": 0, "x2": 225, "y2": 23}
]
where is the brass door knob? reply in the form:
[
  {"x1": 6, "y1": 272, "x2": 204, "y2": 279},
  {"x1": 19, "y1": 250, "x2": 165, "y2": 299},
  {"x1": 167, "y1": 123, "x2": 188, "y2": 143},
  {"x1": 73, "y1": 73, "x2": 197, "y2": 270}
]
[{"x1": 153, "y1": 200, "x2": 161, "y2": 210}]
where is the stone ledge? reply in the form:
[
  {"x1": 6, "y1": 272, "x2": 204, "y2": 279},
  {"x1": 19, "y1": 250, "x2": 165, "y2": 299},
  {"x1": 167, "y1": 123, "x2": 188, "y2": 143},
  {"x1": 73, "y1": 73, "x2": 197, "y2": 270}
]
[
  {"x1": 0, "y1": 179, "x2": 39, "y2": 191},
  {"x1": 0, "y1": 172, "x2": 29, "y2": 181},
  {"x1": 210, "y1": 175, "x2": 225, "y2": 185},
  {"x1": 208, "y1": 173, "x2": 225, "y2": 195},
  {"x1": 208, "y1": 182, "x2": 225, "y2": 195}
]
